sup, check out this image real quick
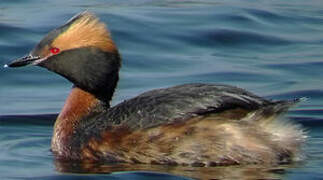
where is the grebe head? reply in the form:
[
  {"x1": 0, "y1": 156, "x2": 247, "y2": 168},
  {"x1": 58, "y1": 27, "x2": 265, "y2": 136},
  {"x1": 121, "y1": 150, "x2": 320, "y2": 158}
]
[{"x1": 8, "y1": 11, "x2": 121, "y2": 102}]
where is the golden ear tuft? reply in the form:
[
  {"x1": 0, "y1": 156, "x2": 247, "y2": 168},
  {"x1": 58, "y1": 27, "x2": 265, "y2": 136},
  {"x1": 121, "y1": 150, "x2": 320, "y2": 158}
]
[{"x1": 52, "y1": 11, "x2": 117, "y2": 53}]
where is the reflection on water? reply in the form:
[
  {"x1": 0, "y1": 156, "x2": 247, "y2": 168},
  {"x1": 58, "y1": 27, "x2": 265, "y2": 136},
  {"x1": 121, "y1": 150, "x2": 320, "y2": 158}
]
[{"x1": 54, "y1": 160, "x2": 291, "y2": 180}]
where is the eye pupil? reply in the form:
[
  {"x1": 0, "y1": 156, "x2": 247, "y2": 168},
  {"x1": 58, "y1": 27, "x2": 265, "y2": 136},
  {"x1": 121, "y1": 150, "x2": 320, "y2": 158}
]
[{"x1": 50, "y1": 47, "x2": 60, "y2": 54}]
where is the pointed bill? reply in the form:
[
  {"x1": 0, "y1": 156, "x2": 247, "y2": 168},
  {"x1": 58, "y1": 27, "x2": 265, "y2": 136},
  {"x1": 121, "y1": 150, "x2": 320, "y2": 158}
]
[{"x1": 7, "y1": 55, "x2": 41, "y2": 68}]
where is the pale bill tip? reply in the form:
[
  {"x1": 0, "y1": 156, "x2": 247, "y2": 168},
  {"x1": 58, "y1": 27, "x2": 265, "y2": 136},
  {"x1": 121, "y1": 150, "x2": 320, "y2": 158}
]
[{"x1": 3, "y1": 64, "x2": 8, "y2": 68}]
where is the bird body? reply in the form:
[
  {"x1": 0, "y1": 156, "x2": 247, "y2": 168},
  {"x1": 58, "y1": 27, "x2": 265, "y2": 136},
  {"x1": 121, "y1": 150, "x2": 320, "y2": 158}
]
[{"x1": 8, "y1": 12, "x2": 305, "y2": 166}]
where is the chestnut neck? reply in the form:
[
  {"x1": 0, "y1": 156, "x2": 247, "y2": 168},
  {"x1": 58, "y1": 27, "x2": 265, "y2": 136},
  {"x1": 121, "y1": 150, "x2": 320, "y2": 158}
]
[
  {"x1": 51, "y1": 87, "x2": 108, "y2": 155},
  {"x1": 59, "y1": 87, "x2": 103, "y2": 119}
]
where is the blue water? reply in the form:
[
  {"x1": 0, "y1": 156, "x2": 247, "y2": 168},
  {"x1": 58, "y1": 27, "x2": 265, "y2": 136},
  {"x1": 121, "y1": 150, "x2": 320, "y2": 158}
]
[{"x1": 1, "y1": 0, "x2": 323, "y2": 179}]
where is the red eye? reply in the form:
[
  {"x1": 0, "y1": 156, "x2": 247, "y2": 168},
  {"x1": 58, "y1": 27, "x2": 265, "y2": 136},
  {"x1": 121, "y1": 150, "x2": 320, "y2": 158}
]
[{"x1": 50, "y1": 47, "x2": 60, "y2": 54}]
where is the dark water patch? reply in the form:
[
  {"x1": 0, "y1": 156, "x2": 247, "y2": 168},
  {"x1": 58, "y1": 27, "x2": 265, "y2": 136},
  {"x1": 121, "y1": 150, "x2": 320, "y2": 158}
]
[
  {"x1": 202, "y1": 29, "x2": 291, "y2": 46},
  {"x1": 291, "y1": 109, "x2": 323, "y2": 117},
  {"x1": 0, "y1": 114, "x2": 57, "y2": 126},
  {"x1": 173, "y1": 28, "x2": 293, "y2": 50},
  {"x1": 14, "y1": 171, "x2": 190, "y2": 180},
  {"x1": 291, "y1": 117, "x2": 323, "y2": 127},
  {"x1": 289, "y1": 109, "x2": 323, "y2": 127}
]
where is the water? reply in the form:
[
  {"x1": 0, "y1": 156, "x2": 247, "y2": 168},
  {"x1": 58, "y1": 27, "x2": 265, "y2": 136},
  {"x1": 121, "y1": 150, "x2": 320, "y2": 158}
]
[{"x1": 1, "y1": 0, "x2": 323, "y2": 179}]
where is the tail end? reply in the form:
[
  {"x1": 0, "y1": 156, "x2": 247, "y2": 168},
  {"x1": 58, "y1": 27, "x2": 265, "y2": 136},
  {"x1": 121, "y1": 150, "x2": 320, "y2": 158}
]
[{"x1": 242, "y1": 97, "x2": 308, "y2": 163}]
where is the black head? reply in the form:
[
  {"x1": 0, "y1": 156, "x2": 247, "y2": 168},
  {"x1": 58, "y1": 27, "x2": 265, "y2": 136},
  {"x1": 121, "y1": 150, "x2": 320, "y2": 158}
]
[{"x1": 7, "y1": 11, "x2": 121, "y2": 102}]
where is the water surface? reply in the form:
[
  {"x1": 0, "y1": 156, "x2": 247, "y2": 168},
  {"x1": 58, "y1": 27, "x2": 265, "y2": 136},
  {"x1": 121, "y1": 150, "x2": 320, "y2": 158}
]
[{"x1": 1, "y1": 0, "x2": 323, "y2": 179}]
